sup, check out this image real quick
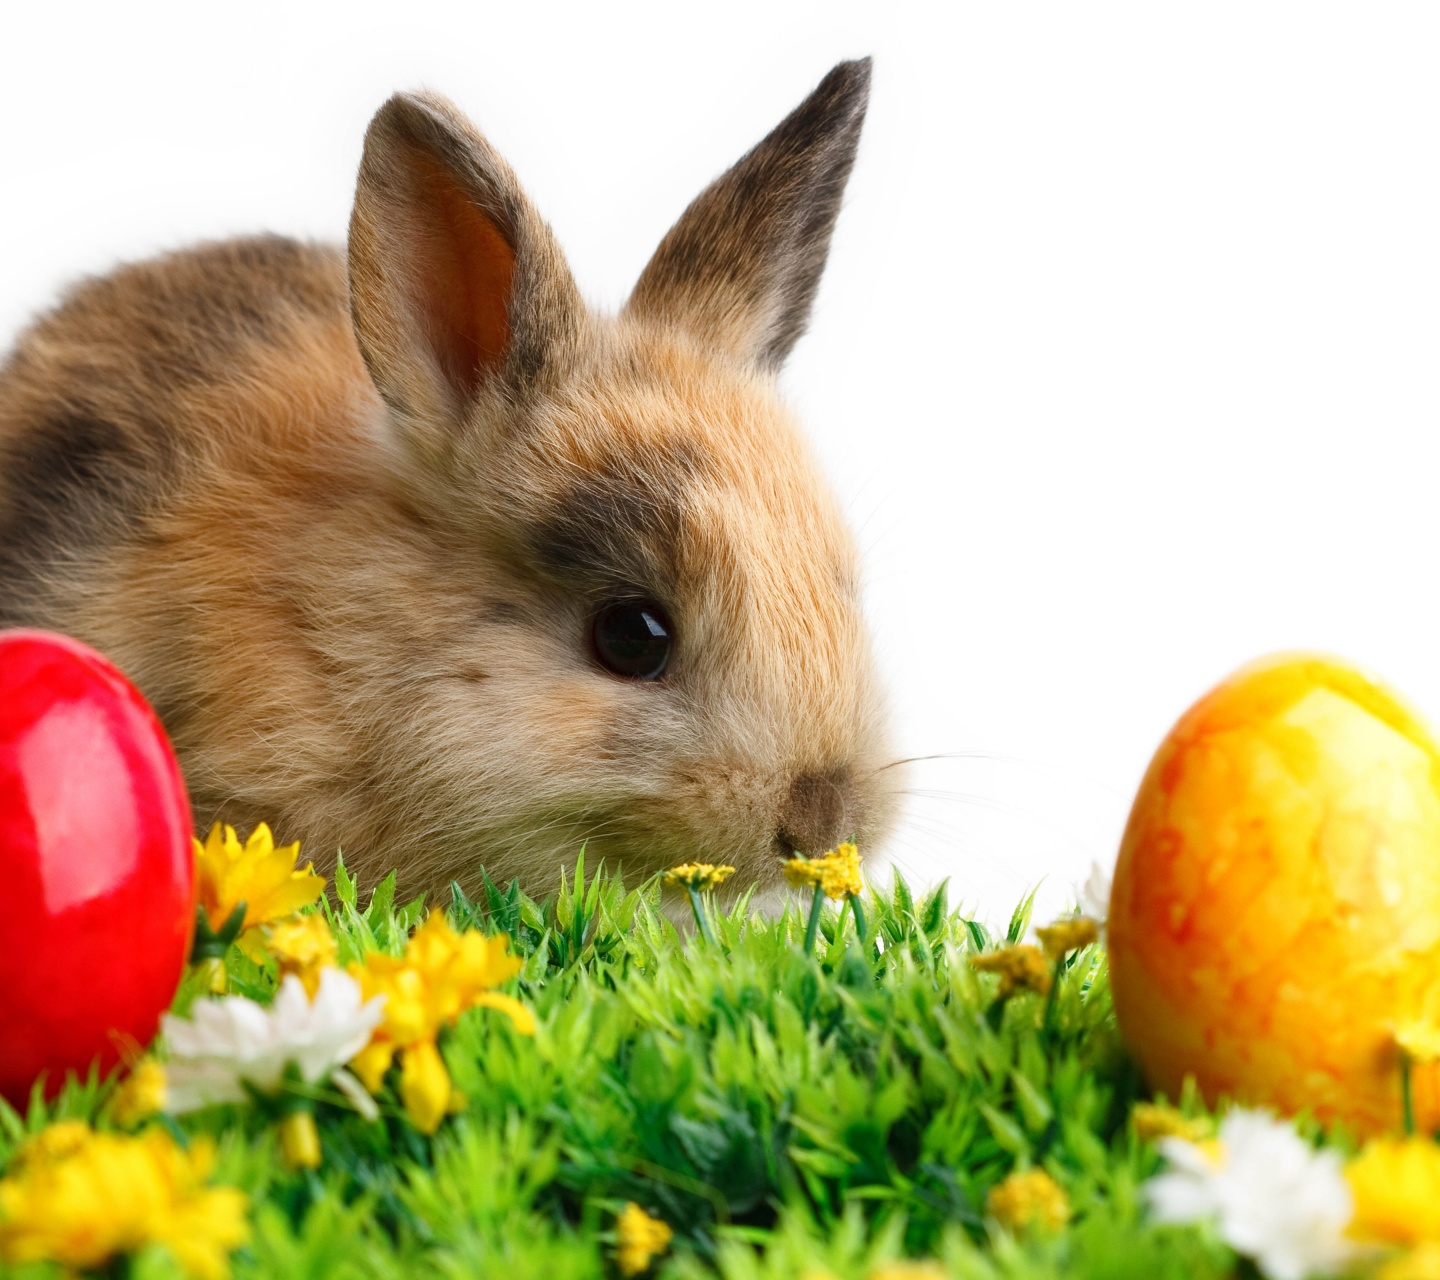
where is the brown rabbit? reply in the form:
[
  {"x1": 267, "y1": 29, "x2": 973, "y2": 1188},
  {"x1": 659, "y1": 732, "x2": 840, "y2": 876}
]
[{"x1": 0, "y1": 60, "x2": 897, "y2": 897}]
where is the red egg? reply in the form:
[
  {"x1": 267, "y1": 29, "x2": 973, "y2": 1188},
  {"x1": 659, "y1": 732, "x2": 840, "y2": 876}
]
[{"x1": 0, "y1": 629, "x2": 194, "y2": 1105}]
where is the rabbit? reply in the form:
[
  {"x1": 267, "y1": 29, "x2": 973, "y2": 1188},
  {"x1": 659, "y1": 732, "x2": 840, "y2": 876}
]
[{"x1": 0, "y1": 59, "x2": 898, "y2": 899}]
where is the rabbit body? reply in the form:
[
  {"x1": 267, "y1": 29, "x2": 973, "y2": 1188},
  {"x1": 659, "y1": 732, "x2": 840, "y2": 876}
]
[{"x1": 0, "y1": 63, "x2": 896, "y2": 895}]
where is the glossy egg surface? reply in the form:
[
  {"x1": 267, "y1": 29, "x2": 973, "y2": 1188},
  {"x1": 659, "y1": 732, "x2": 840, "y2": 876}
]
[{"x1": 0, "y1": 629, "x2": 194, "y2": 1103}]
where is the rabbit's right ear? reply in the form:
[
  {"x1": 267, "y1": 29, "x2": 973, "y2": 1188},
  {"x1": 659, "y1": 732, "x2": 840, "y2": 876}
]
[
  {"x1": 348, "y1": 92, "x2": 582, "y2": 451},
  {"x1": 625, "y1": 60, "x2": 871, "y2": 372}
]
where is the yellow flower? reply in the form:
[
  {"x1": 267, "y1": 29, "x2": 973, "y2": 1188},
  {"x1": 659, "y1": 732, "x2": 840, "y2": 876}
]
[
  {"x1": 818, "y1": 842, "x2": 864, "y2": 898},
  {"x1": 348, "y1": 914, "x2": 534, "y2": 1133},
  {"x1": 985, "y1": 1168, "x2": 1070, "y2": 1232},
  {"x1": 7, "y1": 1120, "x2": 93, "y2": 1171},
  {"x1": 109, "y1": 1060, "x2": 169, "y2": 1127},
  {"x1": 1397, "y1": 1021, "x2": 1440, "y2": 1064},
  {"x1": 266, "y1": 913, "x2": 338, "y2": 997},
  {"x1": 0, "y1": 1123, "x2": 248, "y2": 1279},
  {"x1": 784, "y1": 857, "x2": 819, "y2": 889},
  {"x1": 1131, "y1": 1101, "x2": 1211, "y2": 1143},
  {"x1": 969, "y1": 944, "x2": 1053, "y2": 999},
  {"x1": 194, "y1": 822, "x2": 325, "y2": 939},
  {"x1": 1034, "y1": 916, "x2": 1100, "y2": 961},
  {"x1": 615, "y1": 1202, "x2": 673, "y2": 1276},
  {"x1": 277, "y1": 1112, "x2": 322, "y2": 1172},
  {"x1": 784, "y1": 841, "x2": 864, "y2": 899},
  {"x1": 1347, "y1": 1137, "x2": 1440, "y2": 1245},
  {"x1": 663, "y1": 863, "x2": 736, "y2": 891},
  {"x1": 1379, "y1": 1242, "x2": 1440, "y2": 1280}
]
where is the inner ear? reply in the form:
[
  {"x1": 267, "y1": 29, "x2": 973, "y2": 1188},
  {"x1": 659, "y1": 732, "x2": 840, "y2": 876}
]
[
  {"x1": 401, "y1": 142, "x2": 515, "y2": 399},
  {"x1": 350, "y1": 90, "x2": 575, "y2": 432}
]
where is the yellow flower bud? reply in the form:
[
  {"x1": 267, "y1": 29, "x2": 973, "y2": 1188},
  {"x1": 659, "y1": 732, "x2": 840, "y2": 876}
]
[
  {"x1": 278, "y1": 1111, "x2": 322, "y2": 1171},
  {"x1": 663, "y1": 863, "x2": 736, "y2": 891},
  {"x1": 969, "y1": 945, "x2": 1052, "y2": 999},
  {"x1": 615, "y1": 1202, "x2": 673, "y2": 1276},
  {"x1": 985, "y1": 1168, "x2": 1070, "y2": 1232},
  {"x1": 784, "y1": 857, "x2": 822, "y2": 889},
  {"x1": 1131, "y1": 1102, "x2": 1210, "y2": 1144},
  {"x1": 267, "y1": 914, "x2": 338, "y2": 998},
  {"x1": 784, "y1": 842, "x2": 864, "y2": 899},
  {"x1": 1034, "y1": 916, "x2": 1100, "y2": 961},
  {"x1": 109, "y1": 1060, "x2": 168, "y2": 1128}
]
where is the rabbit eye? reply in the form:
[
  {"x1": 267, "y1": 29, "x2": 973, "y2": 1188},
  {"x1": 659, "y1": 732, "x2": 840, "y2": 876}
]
[{"x1": 591, "y1": 600, "x2": 673, "y2": 681}]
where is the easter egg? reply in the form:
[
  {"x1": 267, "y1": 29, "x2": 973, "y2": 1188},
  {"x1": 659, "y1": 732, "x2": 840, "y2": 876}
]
[
  {"x1": 0, "y1": 630, "x2": 194, "y2": 1104},
  {"x1": 1109, "y1": 654, "x2": 1440, "y2": 1136}
]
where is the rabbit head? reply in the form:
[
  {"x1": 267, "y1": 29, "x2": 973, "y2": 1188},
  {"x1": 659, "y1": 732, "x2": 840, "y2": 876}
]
[{"x1": 335, "y1": 60, "x2": 897, "y2": 894}]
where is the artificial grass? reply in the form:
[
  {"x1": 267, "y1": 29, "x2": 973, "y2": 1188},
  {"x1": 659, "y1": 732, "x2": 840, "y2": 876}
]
[{"x1": 0, "y1": 858, "x2": 1241, "y2": 1280}]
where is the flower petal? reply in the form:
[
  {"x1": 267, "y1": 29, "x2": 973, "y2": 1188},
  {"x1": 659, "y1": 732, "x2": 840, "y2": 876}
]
[
  {"x1": 399, "y1": 1041, "x2": 452, "y2": 1135},
  {"x1": 330, "y1": 1068, "x2": 380, "y2": 1122},
  {"x1": 472, "y1": 992, "x2": 538, "y2": 1036},
  {"x1": 350, "y1": 1040, "x2": 396, "y2": 1095}
]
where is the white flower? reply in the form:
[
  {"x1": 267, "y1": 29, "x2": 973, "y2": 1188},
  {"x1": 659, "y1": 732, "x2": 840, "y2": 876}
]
[
  {"x1": 1145, "y1": 1108, "x2": 1355, "y2": 1280},
  {"x1": 1077, "y1": 859, "x2": 1113, "y2": 927},
  {"x1": 162, "y1": 967, "x2": 385, "y2": 1112}
]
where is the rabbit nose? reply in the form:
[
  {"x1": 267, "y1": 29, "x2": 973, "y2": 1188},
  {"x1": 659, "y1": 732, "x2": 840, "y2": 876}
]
[{"x1": 774, "y1": 771, "x2": 854, "y2": 857}]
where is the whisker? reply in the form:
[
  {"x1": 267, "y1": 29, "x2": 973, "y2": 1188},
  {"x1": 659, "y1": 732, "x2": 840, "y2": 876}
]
[
  {"x1": 882, "y1": 818, "x2": 990, "y2": 863},
  {"x1": 897, "y1": 789, "x2": 1103, "y2": 850},
  {"x1": 873, "y1": 753, "x2": 973, "y2": 773},
  {"x1": 874, "y1": 751, "x2": 1129, "y2": 800}
]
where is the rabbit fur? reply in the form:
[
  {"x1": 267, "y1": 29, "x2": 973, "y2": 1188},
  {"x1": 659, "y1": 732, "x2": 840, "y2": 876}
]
[{"x1": 0, "y1": 60, "x2": 898, "y2": 897}]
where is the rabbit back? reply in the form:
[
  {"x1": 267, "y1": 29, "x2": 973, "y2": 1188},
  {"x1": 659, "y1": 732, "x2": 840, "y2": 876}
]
[
  {"x1": 0, "y1": 235, "x2": 356, "y2": 626},
  {"x1": 0, "y1": 236, "x2": 404, "y2": 860}
]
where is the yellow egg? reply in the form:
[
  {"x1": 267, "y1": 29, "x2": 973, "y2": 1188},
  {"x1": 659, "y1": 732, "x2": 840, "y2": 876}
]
[{"x1": 1109, "y1": 653, "x2": 1440, "y2": 1136}]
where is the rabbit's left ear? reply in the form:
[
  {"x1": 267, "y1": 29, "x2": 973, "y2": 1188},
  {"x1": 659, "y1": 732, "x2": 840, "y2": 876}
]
[{"x1": 625, "y1": 59, "x2": 871, "y2": 371}]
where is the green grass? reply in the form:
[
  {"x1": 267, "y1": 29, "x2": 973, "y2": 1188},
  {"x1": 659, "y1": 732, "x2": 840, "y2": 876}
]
[{"x1": 0, "y1": 859, "x2": 1242, "y2": 1279}]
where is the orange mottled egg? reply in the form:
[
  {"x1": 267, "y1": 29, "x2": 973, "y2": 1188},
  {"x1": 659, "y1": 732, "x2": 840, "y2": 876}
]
[{"x1": 1109, "y1": 653, "x2": 1440, "y2": 1136}]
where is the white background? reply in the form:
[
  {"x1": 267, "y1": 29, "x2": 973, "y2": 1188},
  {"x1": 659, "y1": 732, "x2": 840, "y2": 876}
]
[{"x1": 3, "y1": 3, "x2": 1438, "y2": 924}]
